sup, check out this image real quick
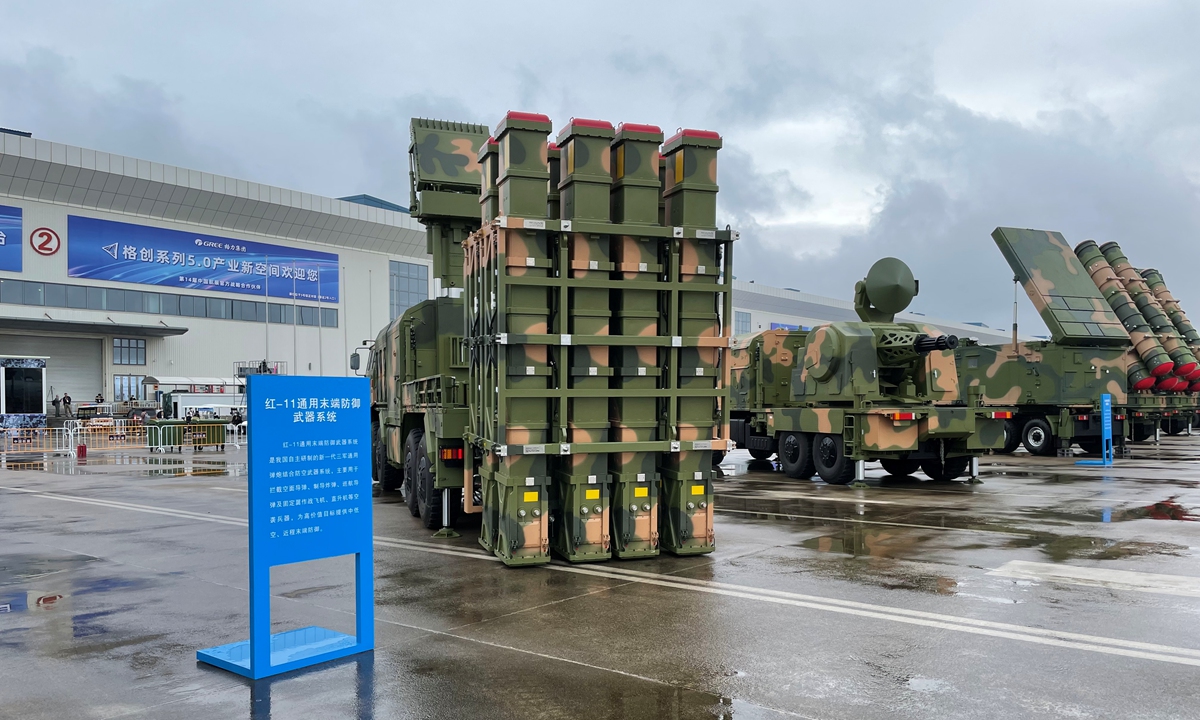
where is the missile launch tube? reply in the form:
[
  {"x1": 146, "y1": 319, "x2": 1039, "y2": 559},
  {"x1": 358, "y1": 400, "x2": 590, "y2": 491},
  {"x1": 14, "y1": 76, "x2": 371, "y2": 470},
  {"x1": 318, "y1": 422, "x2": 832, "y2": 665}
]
[
  {"x1": 1099, "y1": 241, "x2": 1199, "y2": 381},
  {"x1": 1125, "y1": 351, "x2": 1157, "y2": 391},
  {"x1": 1139, "y1": 268, "x2": 1200, "y2": 346},
  {"x1": 1074, "y1": 240, "x2": 1173, "y2": 381}
]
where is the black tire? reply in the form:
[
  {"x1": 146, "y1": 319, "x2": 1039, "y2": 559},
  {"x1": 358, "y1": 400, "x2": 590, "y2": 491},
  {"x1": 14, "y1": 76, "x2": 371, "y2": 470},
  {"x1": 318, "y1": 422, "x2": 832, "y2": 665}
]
[
  {"x1": 998, "y1": 419, "x2": 1022, "y2": 454},
  {"x1": 748, "y1": 447, "x2": 773, "y2": 461},
  {"x1": 403, "y1": 430, "x2": 422, "y2": 517},
  {"x1": 373, "y1": 422, "x2": 403, "y2": 492},
  {"x1": 1131, "y1": 423, "x2": 1154, "y2": 442},
  {"x1": 921, "y1": 456, "x2": 971, "y2": 481},
  {"x1": 415, "y1": 434, "x2": 460, "y2": 530},
  {"x1": 777, "y1": 431, "x2": 815, "y2": 479},
  {"x1": 812, "y1": 433, "x2": 855, "y2": 485},
  {"x1": 880, "y1": 458, "x2": 921, "y2": 476},
  {"x1": 1021, "y1": 418, "x2": 1055, "y2": 456},
  {"x1": 1076, "y1": 437, "x2": 1103, "y2": 455},
  {"x1": 1164, "y1": 418, "x2": 1188, "y2": 436}
]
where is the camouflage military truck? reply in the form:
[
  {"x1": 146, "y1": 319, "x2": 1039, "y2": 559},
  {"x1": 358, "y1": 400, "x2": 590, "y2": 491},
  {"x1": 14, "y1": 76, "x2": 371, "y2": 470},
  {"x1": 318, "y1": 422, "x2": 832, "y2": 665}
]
[
  {"x1": 730, "y1": 257, "x2": 1011, "y2": 485},
  {"x1": 957, "y1": 227, "x2": 1197, "y2": 457},
  {"x1": 363, "y1": 114, "x2": 736, "y2": 567}
]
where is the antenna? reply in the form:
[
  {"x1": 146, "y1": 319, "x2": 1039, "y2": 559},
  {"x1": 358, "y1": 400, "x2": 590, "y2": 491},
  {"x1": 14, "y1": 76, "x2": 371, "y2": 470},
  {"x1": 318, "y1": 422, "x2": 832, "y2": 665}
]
[{"x1": 1012, "y1": 275, "x2": 1019, "y2": 347}]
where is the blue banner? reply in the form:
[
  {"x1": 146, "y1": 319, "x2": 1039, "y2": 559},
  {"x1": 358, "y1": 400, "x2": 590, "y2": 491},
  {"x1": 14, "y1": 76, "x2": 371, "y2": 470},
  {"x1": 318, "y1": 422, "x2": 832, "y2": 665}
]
[
  {"x1": 67, "y1": 216, "x2": 339, "y2": 302},
  {"x1": 198, "y1": 374, "x2": 373, "y2": 679},
  {"x1": 0, "y1": 205, "x2": 21, "y2": 272}
]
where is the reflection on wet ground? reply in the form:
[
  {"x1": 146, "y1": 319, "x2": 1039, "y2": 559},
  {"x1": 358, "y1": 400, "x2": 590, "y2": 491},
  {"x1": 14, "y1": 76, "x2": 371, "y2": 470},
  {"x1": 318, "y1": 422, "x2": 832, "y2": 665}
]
[
  {"x1": 3, "y1": 439, "x2": 1200, "y2": 718},
  {"x1": 1, "y1": 452, "x2": 246, "y2": 477}
]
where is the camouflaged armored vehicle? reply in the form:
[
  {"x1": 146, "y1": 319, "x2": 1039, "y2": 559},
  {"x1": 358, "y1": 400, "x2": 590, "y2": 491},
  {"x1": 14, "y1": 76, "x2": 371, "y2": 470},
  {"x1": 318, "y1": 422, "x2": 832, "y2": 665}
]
[
  {"x1": 364, "y1": 114, "x2": 735, "y2": 567},
  {"x1": 730, "y1": 258, "x2": 1011, "y2": 484},
  {"x1": 957, "y1": 228, "x2": 1197, "y2": 456}
]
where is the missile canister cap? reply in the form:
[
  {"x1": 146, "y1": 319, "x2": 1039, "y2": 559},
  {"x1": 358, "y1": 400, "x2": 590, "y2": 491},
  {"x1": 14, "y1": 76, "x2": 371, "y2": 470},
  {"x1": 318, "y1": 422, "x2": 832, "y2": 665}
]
[
  {"x1": 1132, "y1": 374, "x2": 1157, "y2": 390},
  {"x1": 1150, "y1": 359, "x2": 1175, "y2": 376},
  {"x1": 1191, "y1": 380, "x2": 1200, "y2": 392},
  {"x1": 496, "y1": 111, "x2": 553, "y2": 135},
  {"x1": 663, "y1": 128, "x2": 723, "y2": 153},
  {"x1": 864, "y1": 257, "x2": 917, "y2": 315},
  {"x1": 1173, "y1": 360, "x2": 1198, "y2": 377},
  {"x1": 613, "y1": 122, "x2": 664, "y2": 143},
  {"x1": 557, "y1": 118, "x2": 615, "y2": 143}
]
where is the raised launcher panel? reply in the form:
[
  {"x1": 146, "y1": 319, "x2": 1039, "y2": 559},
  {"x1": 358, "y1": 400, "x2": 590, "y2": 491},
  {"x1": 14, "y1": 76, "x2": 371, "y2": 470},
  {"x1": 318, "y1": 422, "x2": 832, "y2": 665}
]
[
  {"x1": 463, "y1": 112, "x2": 736, "y2": 566},
  {"x1": 991, "y1": 227, "x2": 1129, "y2": 346}
]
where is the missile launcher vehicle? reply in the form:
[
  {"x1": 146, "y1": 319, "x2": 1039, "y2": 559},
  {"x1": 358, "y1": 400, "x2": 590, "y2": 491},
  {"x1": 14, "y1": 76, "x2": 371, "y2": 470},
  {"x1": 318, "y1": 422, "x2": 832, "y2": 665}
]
[
  {"x1": 730, "y1": 257, "x2": 1011, "y2": 484},
  {"x1": 957, "y1": 228, "x2": 1197, "y2": 457},
  {"x1": 364, "y1": 114, "x2": 736, "y2": 567}
]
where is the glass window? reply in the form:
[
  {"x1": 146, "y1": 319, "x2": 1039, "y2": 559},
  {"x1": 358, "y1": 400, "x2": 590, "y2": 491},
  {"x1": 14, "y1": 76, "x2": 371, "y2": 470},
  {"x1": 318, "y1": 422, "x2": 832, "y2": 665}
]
[
  {"x1": 389, "y1": 260, "x2": 428, "y2": 320},
  {"x1": 321, "y1": 308, "x2": 338, "y2": 327},
  {"x1": 106, "y1": 289, "x2": 125, "y2": 312},
  {"x1": 145, "y1": 293, "x2": 160, "y2": 314},
  {"x1": 4, "y1": 368, "x2": 44, "y2": 414},
  {"x1": 87, "y1": 287, "x2": 105, "y2": 310},
  {"x1": 45, "y1": 283, "x2": 67, "y2": 307},
  {"x1": 734, "y1": 311, "x2": 751, "y2": 335},
  {"x1": 206, "y1": 297, "x2": 231, "y2": 319},
  {"x1": 269, "y1": 303, "x2": 294, "y2": 324},
  {"x1": 299, "y1": 305, "x2": 318, "y2": 326},
  {"x1": 178, "y1": 296, "x2": 193, "y2": 316},
  {"x1": 125, "y1": 290, "x2": 144, "y2": 313},
  {"x1": 113, "y1": 338, "x2": 147, "y2": 366},
  {"x1": 191, "y1": 296, "x2": 207, "y2": 317},
  {"x1": 22, "y1": 282, "x2": 44, "y2": 306},
  {"x1": 0, "y1": 279, "x2": 21, "y2": 304},
  {"x1": 161, "y1": 294, "x2": 179, "y2": 315},
  {"x1": 67, "y1": 285, "x2": 87, "y2": 309},
  {"x1": 113, "y1": 374, "x2": 146, "y2": 402}
]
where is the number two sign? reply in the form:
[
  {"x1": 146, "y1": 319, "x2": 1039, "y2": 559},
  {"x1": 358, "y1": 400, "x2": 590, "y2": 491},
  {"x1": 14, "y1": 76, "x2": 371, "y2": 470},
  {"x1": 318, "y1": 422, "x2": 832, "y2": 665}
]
[{"x1": 30, "y1": 227, "x2": 61, "y2": 256}]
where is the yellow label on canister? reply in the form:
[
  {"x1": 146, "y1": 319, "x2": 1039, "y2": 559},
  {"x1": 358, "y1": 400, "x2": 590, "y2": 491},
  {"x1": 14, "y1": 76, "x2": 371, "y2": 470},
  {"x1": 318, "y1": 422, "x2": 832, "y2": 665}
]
[
  {"x1": 674, "y1": 151, "x2": 684, "y2": 183},
  {"x1": 690, "y1": 485, "x2": 705, "y2": 496},
  {"x1": 585, "y1": 489, "x2": 600, "y2": 500},
  {"x1": 523, "y1": 491, "x2": 538, "y2": 502},
  {"x1": 634, "y1": 487, "x2": 648, "y2": 498}
]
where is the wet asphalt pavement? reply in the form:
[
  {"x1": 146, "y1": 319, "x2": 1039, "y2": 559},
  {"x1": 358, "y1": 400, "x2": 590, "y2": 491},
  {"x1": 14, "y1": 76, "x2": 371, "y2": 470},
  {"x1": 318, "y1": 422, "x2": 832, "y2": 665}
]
[{"x1": 2, "y1": 440, "x2": 1200, "y2": 719}]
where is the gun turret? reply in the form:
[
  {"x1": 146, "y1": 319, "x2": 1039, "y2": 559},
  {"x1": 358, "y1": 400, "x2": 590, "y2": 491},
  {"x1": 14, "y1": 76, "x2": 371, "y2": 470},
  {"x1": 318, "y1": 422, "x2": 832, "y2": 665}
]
[{"x1": 914, "y1": 334, "x2": 959, "y2": 354}]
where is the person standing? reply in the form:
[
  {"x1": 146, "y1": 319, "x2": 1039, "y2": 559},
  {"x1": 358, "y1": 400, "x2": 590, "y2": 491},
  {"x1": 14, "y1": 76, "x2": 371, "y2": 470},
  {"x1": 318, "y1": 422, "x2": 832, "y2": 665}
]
[
  {"x1": 51, "y1": 394, "x2": 61, "y2": 417},
  {"x1": 62, "y1": 393, "x2": 73, "y2": 418}
]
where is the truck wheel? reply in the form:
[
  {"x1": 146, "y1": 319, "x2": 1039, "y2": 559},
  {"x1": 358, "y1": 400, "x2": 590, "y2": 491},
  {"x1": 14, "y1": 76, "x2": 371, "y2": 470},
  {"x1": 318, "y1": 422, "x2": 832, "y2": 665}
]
[
  {"x1": 777, "y1": 431, "x2": 815, "y2": 479},
  {"x1": 921, "y1": 457, "x2": 971, "y2": 481},
  {"x1": 880, "y1": 458, "x2": 921, "y2": 476},
  {"x1": 1021, "y1": 418, "x2": 1055, "y2": 456},
  {"x1": 1164, "y1": 418, "x2": 1188, "y2": 436},
  {"x1": 999, "y1": 419, "x2": 1022, "y2": 454},
  {"x1": 416, "y1": 434, "x2": 441, "y2": 529},
  {"x1": 1131, "y1": 423, "x2": 1153, "y2": 442},
  {"x1": 373, "y1": 423, "x2": 402, "y2": 492},
  {"x1": 1076, "y1": 437, "x2": 1102, "y2": 455},
  {"x1": 812, "y1": 434, "x2": 854, "y2": 485},
  {"x1": 749, "y1": 447, "x2": 773, "y2": 461},
  {"x1": 403, "y1": 430, "x2": 422, "y2": 517}
]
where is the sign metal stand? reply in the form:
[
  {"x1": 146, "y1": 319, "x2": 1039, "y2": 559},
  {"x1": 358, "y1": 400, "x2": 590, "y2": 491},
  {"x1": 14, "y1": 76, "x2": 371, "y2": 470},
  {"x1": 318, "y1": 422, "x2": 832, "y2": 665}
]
[
  {"x1": 198, "y1": 375, "x2": 374, "y2": 679},
  {"x1": 1076, "y1": 393, "x2": 1114, "y2": 467}
]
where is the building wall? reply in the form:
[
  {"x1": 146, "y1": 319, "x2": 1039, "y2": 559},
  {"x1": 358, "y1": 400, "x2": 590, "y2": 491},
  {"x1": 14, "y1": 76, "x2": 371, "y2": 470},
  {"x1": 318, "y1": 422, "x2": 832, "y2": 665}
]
[{"x1": 0, "y1": 175, "x2": 429, "y2": 399}]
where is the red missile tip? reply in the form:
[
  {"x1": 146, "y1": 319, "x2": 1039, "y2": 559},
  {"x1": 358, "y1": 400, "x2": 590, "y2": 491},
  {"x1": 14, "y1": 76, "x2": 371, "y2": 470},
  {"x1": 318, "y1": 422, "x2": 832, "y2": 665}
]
[
  {"x1": 1174, "y1": 361, "x2": 1198, "y2": 377},
  {"x1": 1133, "y1": 376, "x2": 1158, "y2": 390},
  {"x1": 1190, "y1": 381, "x2": 1200, "y2": 393},
  {"x1": 505, "y1": 111, "x2": 552, "y2": 124},
  {"x1": 1155, "y1": 377, "x2": 1179, "y2": 390},
  {"x1": 1150, "y1": 360, "x2": 1174, "y2": 376},
  {"x1": 1188, "y1": 368, "x2": 1200, "y2": 381},
  {"x1": 617, "y1": 122, "x2": 662, "y2": 135}
]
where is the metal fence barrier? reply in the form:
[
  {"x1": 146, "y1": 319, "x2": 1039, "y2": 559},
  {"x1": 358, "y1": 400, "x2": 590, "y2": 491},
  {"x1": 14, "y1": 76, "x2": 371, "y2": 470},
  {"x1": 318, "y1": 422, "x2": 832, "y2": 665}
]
[
  {"x1": 1, "y1": 428, "x2": 77, "y2": 457},
  {"x1": 1, "y1": 419, "x2": 241, "y2": 458}
]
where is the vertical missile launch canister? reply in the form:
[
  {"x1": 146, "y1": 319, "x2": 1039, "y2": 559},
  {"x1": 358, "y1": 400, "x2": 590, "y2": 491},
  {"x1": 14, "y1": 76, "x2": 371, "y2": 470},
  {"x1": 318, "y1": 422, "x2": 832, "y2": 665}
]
[
  {"x1": 1074, "y1": 240, "x2": 1168, "y2": 390},
  {"x1": 1098, "y1": 241, "x2": 1200, "y2": 383},
  {"x1": 460, "y1": 111, "x2": 733, "y2": 566}
]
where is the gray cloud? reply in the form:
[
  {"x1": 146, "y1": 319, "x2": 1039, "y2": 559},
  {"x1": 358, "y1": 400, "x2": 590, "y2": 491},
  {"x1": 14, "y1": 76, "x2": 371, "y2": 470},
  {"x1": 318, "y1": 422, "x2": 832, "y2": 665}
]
[{"x1": 2, "y1": 2, "x2": 1199, "y2": 335}]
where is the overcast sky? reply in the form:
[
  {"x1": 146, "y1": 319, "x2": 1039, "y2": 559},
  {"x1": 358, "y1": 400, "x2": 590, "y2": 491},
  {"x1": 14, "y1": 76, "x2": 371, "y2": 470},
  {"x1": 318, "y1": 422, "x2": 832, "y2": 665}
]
[{"x1": 3, "y1": 1, "x2": 1198, "y2": 332}]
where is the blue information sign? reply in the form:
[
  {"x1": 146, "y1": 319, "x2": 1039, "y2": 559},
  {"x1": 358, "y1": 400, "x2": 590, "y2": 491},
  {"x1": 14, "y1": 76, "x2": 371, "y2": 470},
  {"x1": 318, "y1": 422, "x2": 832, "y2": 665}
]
[
  {"x1": 0, "y1": 204, "x2": 21, "y2": 272},
  {"x1": 198, "y1": 375, "x2": 373, "y2": 679},
  {"x1": 1077, "y1": 393, "x2": 1114, "y2": 467},
  {"x1": 67, "y1": 215, "x2": 339, "y2": 302}
]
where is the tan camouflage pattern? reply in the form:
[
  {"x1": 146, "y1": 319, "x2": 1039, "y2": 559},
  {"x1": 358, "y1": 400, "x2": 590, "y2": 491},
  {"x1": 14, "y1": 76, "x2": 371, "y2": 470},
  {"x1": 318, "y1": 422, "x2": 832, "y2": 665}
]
[
  {"x1": 1098, "y1": 241, "x2": 1199, "y2": 381},
  {"x1": 1074, "y1": 240, "x2": 1172, "y2": 380},
  {"x1": 957, "y1": 341, "x2": 1129, "y2": 406},
  {"x1": 991, "y1": 227, "x2": 1128, "y2": 344},
  {"x1": 1140, "y1": 268, "x2": 1200, "y2": 347}
]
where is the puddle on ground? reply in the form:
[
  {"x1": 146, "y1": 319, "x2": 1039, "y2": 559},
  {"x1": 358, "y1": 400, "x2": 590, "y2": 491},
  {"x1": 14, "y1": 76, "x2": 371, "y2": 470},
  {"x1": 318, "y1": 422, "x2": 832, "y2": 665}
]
[{"x1": 1005, "y1": 532, "x2": 1189, "y2": 562}]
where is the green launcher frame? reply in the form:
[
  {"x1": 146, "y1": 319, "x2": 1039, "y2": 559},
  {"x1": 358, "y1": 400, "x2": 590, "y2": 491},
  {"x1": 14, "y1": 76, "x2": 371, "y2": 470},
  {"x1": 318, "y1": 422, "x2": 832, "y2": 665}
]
[{"x1": 462, "y1": 114, "x2": 736, "y2": 566}]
